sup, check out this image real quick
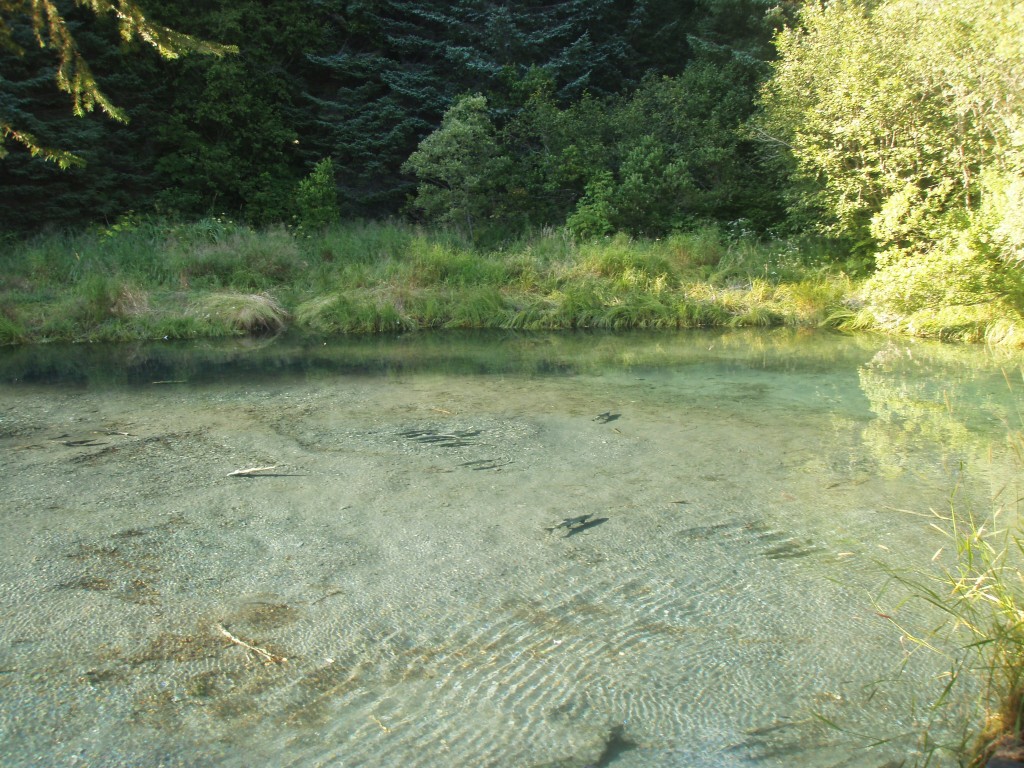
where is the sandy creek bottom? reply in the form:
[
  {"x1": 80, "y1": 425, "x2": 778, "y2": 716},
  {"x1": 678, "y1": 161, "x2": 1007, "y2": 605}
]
[{"x1": 1, "y1": 330, "x2": 1020, "y2": 767}]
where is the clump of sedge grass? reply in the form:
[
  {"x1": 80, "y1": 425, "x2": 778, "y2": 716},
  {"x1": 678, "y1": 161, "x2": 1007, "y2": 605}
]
[
  {"x1": 198, "y1": 292, "x2": 289, "y2": 335},
  {"x1": 877, "y1": 402, "x2": 1024, "y2": 766},
  {"x1": 110, "y1": 284, "x2": 151, "y2": 319},
  {"x1": 294, "y1": 291, "x2": 414, "y2": 334},
  {"x1": 0, "y1": 313, "x2": 26, "y2": 345},
  {"x1": 903, "y1": 499, "x2": 1024, "y2": 766},
  {"x1": 173, "y1": 226, "x2": 305, "y2": 290},
  {"x1": 14, "y1": 217, "x2": 1024, "y2": 346},
  {"x1": 985, "y1": 319, "x2": 1024, "y2": 349}
]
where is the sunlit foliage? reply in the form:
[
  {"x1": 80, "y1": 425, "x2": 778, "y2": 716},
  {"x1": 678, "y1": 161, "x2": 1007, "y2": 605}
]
[{"x1": 758, "y1": 0, "x2": 1024, "y2": 326}]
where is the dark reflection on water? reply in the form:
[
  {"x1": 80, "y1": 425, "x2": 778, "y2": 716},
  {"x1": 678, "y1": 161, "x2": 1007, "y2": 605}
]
[
  {"x1": 3, "y1": 331, "x2": 1020, "y2": 440},
  {"x1": 0, "y1": 328, "x2": 904, "y2": 388}
]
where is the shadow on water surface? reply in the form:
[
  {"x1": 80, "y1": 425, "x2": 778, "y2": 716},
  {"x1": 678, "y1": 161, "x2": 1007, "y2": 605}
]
[{"x1": 0, "y1": 328, "x2": 889, "y2": 388}]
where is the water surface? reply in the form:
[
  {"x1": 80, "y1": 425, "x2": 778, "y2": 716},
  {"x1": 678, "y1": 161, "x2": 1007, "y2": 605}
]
[{"x1": 1, "y1": 329, "x2": 1021, "y2": 767}]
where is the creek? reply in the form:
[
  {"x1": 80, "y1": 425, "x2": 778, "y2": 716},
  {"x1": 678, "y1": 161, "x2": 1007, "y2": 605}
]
[{"x1": 1, "y1": 329, "x2": 1021, "y2": 767}]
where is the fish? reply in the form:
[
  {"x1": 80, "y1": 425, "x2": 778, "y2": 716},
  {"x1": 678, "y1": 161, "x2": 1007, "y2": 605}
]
[
  {"x1": 400, "y1": 428, "x2": 481, "y2": 447},
  {"x1": 547, "y1": 514, "x2": 593, "y2": 532},
  {"x1": 545, "y1": 514, "x2": 609, "y2": 537},
  {"x1": 564, "y1": 517, "x2": 608, "y2": 537},
  {"x1": 459, "y1": 458, "x2": 512, "y2": 470}
]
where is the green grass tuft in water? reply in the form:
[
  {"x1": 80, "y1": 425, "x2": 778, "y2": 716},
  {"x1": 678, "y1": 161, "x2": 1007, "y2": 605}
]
[{"x1": 868, "y1": 377, "x2": 1024, "y2": 767}]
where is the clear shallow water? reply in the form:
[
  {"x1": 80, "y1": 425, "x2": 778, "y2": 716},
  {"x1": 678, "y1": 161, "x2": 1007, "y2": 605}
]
[{"x1": 1, "y1": 329, "x2": 1021, "y2": 767}]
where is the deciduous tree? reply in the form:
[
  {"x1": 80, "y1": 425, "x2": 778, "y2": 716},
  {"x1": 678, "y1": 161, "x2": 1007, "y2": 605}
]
[
  {"x1": 757, "y1": 0, "x2": 1024, "y2": 316},
  {"x1": 758, "y1": 0, "x2": 1023, "y2": 259}
]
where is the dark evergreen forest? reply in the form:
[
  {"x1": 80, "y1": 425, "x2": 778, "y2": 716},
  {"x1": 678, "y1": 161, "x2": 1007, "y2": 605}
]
[{"x1": 0, "y1": 0, "x2": 795, "y2": 235}]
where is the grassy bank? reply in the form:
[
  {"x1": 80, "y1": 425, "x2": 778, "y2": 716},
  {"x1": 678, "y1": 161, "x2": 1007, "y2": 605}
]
[{"x1": 1, "y1": 218, "x2": 1022, "y2": 346}]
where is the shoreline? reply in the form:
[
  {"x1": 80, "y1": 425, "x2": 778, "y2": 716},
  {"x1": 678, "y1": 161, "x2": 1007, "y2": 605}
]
[{"x1": 2, "y1": 220, "x2": 1022, "y2": 348}]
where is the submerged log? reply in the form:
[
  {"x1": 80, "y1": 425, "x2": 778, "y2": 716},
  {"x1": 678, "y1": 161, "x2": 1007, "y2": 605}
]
[
  {"x1": 215, "y1": 624, "x2": 286, "y2": 664},
  {"x1": 227, "y1": 465, "x2": 279, "y2": 477}
]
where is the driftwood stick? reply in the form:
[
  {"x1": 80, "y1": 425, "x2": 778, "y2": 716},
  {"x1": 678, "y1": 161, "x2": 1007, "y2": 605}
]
[
  {"x1": 216, "y1": 624, "x2": 287, "y2": 664},
  {"x1": 227, "y1": 465, "x2": 280, "y2": 477}
]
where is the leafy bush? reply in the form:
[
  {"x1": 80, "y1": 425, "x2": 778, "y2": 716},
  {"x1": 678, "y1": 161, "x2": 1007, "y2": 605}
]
[
  {"x1": 864, "y1": 238, "x2": 1016, "y2": 316},
  {"x1": 402, "y1": 95, "x2": 507, "y2": 241},
  {"x1": 756, "y1": 0, "x2": 1024, "y2": 343},
  {"x1": 296, "y1": 158, "x2": 340, "y2": 231},
  {"x1": 566, "y1": 172, "x2": 615, "y2": 240},
  {"x1": 976, "y1": 163, "x2": 1024, "y2": 269}
]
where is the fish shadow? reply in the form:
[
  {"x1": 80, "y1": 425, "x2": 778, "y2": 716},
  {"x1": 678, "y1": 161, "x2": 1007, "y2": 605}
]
[
  {"x1": 673, "y1": 520, "x2": 825, "y2": 561},
  {"x1": 231, "y1": 473, "x2": 308, "y2": 478},
  {"x1": 589, "y1": 724, "x2": 637, "y2": 766},
  {"x1": 545, "y1": 516, "x2": 609, "y2": 538},
  {"x1": 564, "y1": 517, "x2": 608, "y2": 537}
]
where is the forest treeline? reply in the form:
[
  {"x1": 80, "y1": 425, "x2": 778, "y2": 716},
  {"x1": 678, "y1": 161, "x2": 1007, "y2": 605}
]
[
  {"x1": 0, "y1": 0, "x2": 793, "y2": 232},
  {"x1": 2, "y1": 0, "x2": 1024, "y2": 346}
]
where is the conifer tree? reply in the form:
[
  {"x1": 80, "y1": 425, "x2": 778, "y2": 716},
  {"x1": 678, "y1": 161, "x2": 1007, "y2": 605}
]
[
  {"x1": 0, "y1": 6, "x2": 178, "y2": 231},
  {"x1": 0, "y1": 0, "x2": 233, "y2": 165}
]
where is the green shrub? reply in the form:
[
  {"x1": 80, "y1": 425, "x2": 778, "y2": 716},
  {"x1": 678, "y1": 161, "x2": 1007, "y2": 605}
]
[
  {"x1": 402, "y1": 94, "x2": 506, "y2": 241},
  {"x1": 566, "y1": 172, "x2": 616, "y2": 241},
  {"x1": 865, "y1": 238, "x2": 1015, "y2": 316},
  {"x1": 296, "y1": 158, "x2": 340, "y2": 231}
]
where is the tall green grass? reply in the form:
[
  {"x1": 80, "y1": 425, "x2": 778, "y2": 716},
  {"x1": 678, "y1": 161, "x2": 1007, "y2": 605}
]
[
  {"x1": 877, "y1": 489, "x2": 1024, "y2": 766},
  {"x1": 870, "y1": 375, "x2": 1024, "y2": 766},
  {"x1": 0, "y1": 216, "x2": 933, "y2": 344}
]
